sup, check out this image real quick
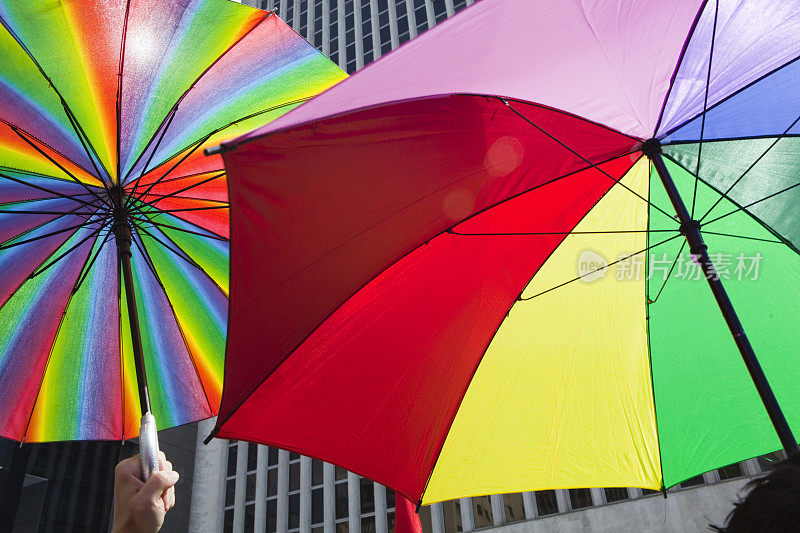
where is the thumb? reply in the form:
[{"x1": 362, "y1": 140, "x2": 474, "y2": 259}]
[{"x1": 139, "y1": 470, "x2": 179, "y2": 504}]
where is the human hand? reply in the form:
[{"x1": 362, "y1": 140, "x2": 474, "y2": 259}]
[{"x1": 112, "y1": 451, "x2": 179, "y2": 533}]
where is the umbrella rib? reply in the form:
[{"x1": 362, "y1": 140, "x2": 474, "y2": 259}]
[
  {"x1": 652, "y1": 0, "x2": 710, "y2": 136},
  {"x1": 664, "y1": 133, "x2": 800, "y2": 145},
  {"x1": 129, "y1": 214, "x2": 228, "y2": 242},
  {"x1": 131, "y1": 217, "x2": 228, "y2": 297},
  {"x1": 658, "y1": 53, "x2": 800, "y2": 141},
  {"x1": 129, "y1": 219, "x2": 207, "y2": 273},
  {"x1": 0, "y1": 208, "x2": 100, "y2": 215},
  {"x1": 701, "y1": 231, "x2": 784, "y2": 244},
  {"x1": 518, "y1": 233, "x2": 682, "y2": 301},
  {"x1": 690, "y1": 0, "x2": 719, "y2": 219},
  {"x1": 0, "y1": 170, "x2": 101, "y2": 208},
  {"x1": 703, "y1": 180, "x2": 800, "y2": 228},
  {"x1": 120, "y1": 9, "x2": 272, "y2": 184},
  {"x1": 71, "y1": 227, "x2": 115, "y2": 295},
  {"x1": 137, "y1": 171, "x2": 226, "y2": 207},
  {"x1": 500, "y1": 98, "x2": 677, "y2": 223},
  {"x1": 647, "y1": 239, "x2": 686, "y2": 304},
  {"x1": 0, "y1": 220, "x2": 101, "y2": 251},
  {"x1": 28, "y1": 217, "x2": 108, "y2": 279},
  {"x1": 128, "y1": 229, "x2": 215, "y2": 417},
  {"x1": 189, "y1": 94, "x2": 317, "y2": 155},
  {"x1": 129, "y1": 227, "x2": 162, "y2": 283},
  {"x1": 696, "y1": 113, "x2": 800, "y2": 223},
  {"x1": 130, "y1": 133, "x2": 215, "y2": 206},
  {"x1": 447, "y1": 228, "x2": 677, "y2": 236},
  {"x1": 131, "y1": 198, "x2": 229, "y2": 241},
  {"x1": 0, "y1": 15, "x2": 111, "y2": 188},
  {"x1": 9, "y1": 126, "x2": 109, "y2": 207},
  {"x1": 662, "y1": 153, "x2": 800, "y2": 255},
  {"x1": 0, "y1": 117, "x2": 100, "y2": 179},
  {"x1": 122, "y1": 106, "x2": 179, "y2": 197},
  {"x1": 131, "y1": 93, "x2": 314, "y2": 194},
  {"x1": 146, "y1": 204, "x2": 228, "y2": 213},
  {"x1": 21, "y1": 221, "x2": 108, "y2": 443},
  {"x1": 0, "y1": 199, "x2": 101, "y2": 248},
  {"x1": 116, "y1": 0, "x2": 132, "y2": 185},
  {"x1": 135, "y1": 168, "x2": 225, "y2": 187}
]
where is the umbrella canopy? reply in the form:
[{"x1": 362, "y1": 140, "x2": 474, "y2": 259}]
[
  {"x1": 211, "y1": 0, "x2": 800, "y2": 506},
  {"x1": 0, "y1": 0, "x2": 346, "y2": 444}
]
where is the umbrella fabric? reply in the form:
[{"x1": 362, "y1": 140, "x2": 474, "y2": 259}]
[
  {"x1": 213, "y1": 0, "x2": 800, "y2": 506},
  {"x1": 0, "y1": 0, "x2": 346, "y2": 443}
]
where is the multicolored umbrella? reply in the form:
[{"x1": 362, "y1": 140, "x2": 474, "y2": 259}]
[
  {"x1": 209, "y1": 0, "x2": 800, "y2": 507},
  {"x1": 0, "y1": 0, "x2": 345, "y2": 476}
]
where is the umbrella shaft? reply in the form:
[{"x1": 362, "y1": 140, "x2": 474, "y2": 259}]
[
  {"x1": 112, "y1": 196, "x2": 152, "y2": 417},
  {"x1": 648, "y1": 144, "x2": 798, "y2": 454}
]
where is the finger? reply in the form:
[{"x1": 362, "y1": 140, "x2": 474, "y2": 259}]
[
  {"x1": 163, "y1": 485, "x2": 176, "y2": 510},
  {"x1": 158, "y1": 451, "x2": 168, "y2": 471},
  {"x1": 116, "y1": 454, "x2": 142, "y2": 478},
  {"x1": 162, "y1": 460, "x2": 173, "y2": 474},
  {"x1": 115, "y1": 455, "x2": 146, "y2": 487},
  {"x1": 139, "y1": 470, "x2": 179, "y2": 504}
]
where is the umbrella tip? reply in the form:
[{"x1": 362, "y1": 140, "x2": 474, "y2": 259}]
[
  {"x1": 204, "y1": 144, "x2": 227, "y2": 157},
  {"x1": 202, "y1": 428, "x2": 218, "y2": 445}
]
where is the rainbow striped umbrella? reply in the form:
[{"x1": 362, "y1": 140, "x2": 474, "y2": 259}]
[
  {"x1": 209, "y1": 0, "x2": 800, "y2": 509},
  {"x1": 0, "y1": 0, "x2": 345, "y2": 475}
]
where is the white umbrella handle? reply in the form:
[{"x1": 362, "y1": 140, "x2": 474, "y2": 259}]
[{"x1": 139, "y1": 412, "x2": 160, "y2": 481}]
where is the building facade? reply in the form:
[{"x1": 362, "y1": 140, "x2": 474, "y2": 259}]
[
  {"x1": 243, "y1": 0, "x2": 475, "y2": 73},
  {"x1": 190, "y1": 414, "x2": 785, "y2": 533}
]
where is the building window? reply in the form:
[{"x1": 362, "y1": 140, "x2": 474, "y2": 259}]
[
  {"x1": 287, "y1": 453, "x2": 302, "y2": 532},
  {"x1": 268, "y1": 447, "x2": 278, "y2": 466},
  {"x1": 717, "y1": 462, "x2": 744, "y2": 481},
  {"x1": 335, "y1": 476, "x2": 348, "y2": 520},
  {"x1": 431, "y1": 0, "x2": 448, "y2": 23},
  {"x1": 284, "y1": 0, "x2": 294, "y2": 26},
  {"x1": 247, "y1": 443, "x2": 258, "y2": 472},
  {"x1": 311, "y1": 458, "x2": 324, "y2": 529},
  {"x1": 362, "y1": 515, "x2": 376, "y2": 533},
  {"x1": 265, "y1": 446, "x2": 279, "y2": 533},
  {"x1": 503, "y1": 493, "x2": 525, "y2": 523},
  {"x1": 604, "y1": 487, "x2": 629, "y2": 503},
  {"x1": 360, "y1": 478, "x2": 375, "y2": 513},
  {"x1": 535, "y1": 490, "x2": 558, "y2": 516},
  {"x1": 223, "y1": 508, "x2": 234, "y2": 533},
  {"x1": 758, "y1": 451, "x2": 786, "y2": 472},
  {"x1": 413, "y1": 0, "x2": 427, "y2": 34},
  {"x1": 568, "y1": 488, "x2": 593, "y2": 510},
  {"x1": 288, "y1": 492, "x2": 301, "y2": 531},
  {"x1": 419, "y1": 505, "x2": 433, "y2": 532},
  {"x1": 395, "y1": 3, "x2": 410, "y2": 46},
  {"x1": 312, "y1": 487, "x2": 324, "y2": 525},
  {"x1": 246, "y1": 473, "x2": 256, "y2": 502},
  {"x1": 679, "y1": 475, "x2": 706, "y2": 489},
  {"x1": 225, "y1": 478, "x2": 236, "y2": 507},
  {"x1": 289, "y1": 461, "x2": 300, "y2": 492},
  {"x1": 266, "y1": 498, "x2": 278, "y2": 533},
  {"x1": 244, "y1": 502, "x2": 255, "y2": 532},
  {"x1": 227, "y1": 442, "x2": 238, "y2": 477},
  {"x1": 472, "y1": 495, "x2": 493, "y2": 528},
  {"x1": 441, "y1": 500, "x2": 461, "y2": 533}
]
